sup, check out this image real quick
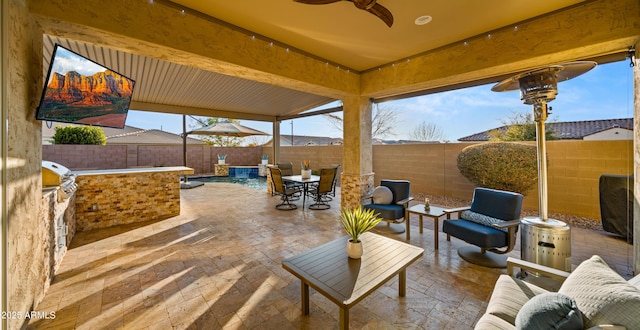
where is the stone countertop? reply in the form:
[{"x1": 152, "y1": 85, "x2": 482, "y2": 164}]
[{"x1": 73, "y1": 166, "x2": 194, "y2": 176}]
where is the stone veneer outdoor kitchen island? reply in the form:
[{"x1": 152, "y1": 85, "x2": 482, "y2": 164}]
[{"x1": 73, "y1": 166, "x2": 193, "y2": 231}]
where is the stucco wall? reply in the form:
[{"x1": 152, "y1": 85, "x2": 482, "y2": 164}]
[
  {"x1": 7, "y1": 1, "x2": 46, "y2": 329},
  {"x1": 264, "y1": 140, "x2": 633, "y2": 220}
]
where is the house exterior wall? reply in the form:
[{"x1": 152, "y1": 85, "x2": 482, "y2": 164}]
[
  {"x1": 584, "y1": 128, "x2": 633, "y2": 141},
  {"x1": 6, "y1": 1, "x2": 46, "y2": 328},
  {"x1": 264, "y1": 140, "x2": 633, "y2": 220}
]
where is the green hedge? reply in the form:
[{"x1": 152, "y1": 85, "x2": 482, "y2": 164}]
[
  {"x1": 457, "y1": 142, "x2": 538, "y2": 195},
  {"x1": 51, "y1": 126, "x2": 106, "y2": 145}
]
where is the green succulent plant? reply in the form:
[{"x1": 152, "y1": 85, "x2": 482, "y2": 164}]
[{"x1": 339, "y1": 206, "x2": 382, "y2": 243}]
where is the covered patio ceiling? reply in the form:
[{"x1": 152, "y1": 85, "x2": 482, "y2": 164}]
[{"x1": 34, "y1": 0, "x2": 635, "y2": 122}]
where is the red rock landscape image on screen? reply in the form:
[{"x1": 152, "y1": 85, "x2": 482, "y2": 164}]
[{"x1": 37, "y1": 45, "x2": 135, "y2": 129}]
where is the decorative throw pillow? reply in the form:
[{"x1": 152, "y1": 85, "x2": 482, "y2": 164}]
[
  {"x1": 515, "y1": 292, "x2": 583, "y2": 330},
  {"x1": 372, "y1": 186, "x2": 393, "y2": 204},
  {"x1": 460, "y1": 210, "x2": 507, "y2": 232},
  {"x1": 558, "y1": 255, "x2": 640, "y2": 329}
]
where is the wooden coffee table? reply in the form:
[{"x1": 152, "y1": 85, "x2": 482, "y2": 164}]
[
  {"x1": 282, "y1": 232, "x2": 424, "y2": 329},
  {"x1": 406, "y1": 204, "x2": 448, "y2": 249}
]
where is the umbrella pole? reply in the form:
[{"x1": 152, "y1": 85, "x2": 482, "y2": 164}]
[{"x1": 182, "y1": 115, "x2": 188, "y2": 183}]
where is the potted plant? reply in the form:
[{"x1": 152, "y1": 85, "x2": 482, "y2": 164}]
[
  {"x1": 217, "y1": 154, "x2": 227, "y2": 165},
  {"x1": 261, "y1": 154, "x2": 269, "y2": 165},
  {"x1": 301, "y1": 160, "x2": 311, "y2": 179},
  {"x1": 339, "y1": 206, "x2": 382, "y2": 259}
]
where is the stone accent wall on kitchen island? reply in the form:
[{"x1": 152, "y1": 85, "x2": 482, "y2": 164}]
[{"x1": 74, "y1": 167, "x2": 192, "y2": 231}]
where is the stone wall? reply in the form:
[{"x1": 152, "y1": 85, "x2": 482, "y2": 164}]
[
  {"x1": 74, "y1": 170, "x2": 182, "y2": 231},
  {"x1": 37, "y1": 190, "x2": 76, "y2": 309},
  {"x1": 264, "y1": 140, "x2": 633, "y2": 220}
]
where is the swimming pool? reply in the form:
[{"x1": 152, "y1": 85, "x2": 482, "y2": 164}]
[{"x1": 190, "y1": 176, "x2": 268, "y2": 191}]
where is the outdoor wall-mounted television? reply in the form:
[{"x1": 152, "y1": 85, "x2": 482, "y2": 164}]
[{"x1": 36, "y1": 44, "x2": 135, "y2": 129}]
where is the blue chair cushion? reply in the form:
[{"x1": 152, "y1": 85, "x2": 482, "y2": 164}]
[
  {"x1": 461, "y1": 210, "x2": 508, "y2": 233},
  {"x1": 470, "y1": 188, "x2": 523, "y2": 221},
  {"x1": 442, "y1": 219, "x2": 507, "y2": 248},
  {"x1": 364, "y1": 204, "x2": 404, "y2": 221},
  {"x1": 380, "y1": 180, "x2": 410, "y2": 204}
]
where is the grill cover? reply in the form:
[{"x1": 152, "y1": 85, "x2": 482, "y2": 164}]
[{"x1": 599, "y1": 174, "x2": 633, "y2": 241}]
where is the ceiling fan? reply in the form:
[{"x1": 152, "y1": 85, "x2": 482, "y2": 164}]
[{"x1": 294, "y1": 0, "x2": 394, "y2": 27}]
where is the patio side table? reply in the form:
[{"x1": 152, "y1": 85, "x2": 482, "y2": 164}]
[{"x1": 406, "y1": 204, "x2": 448, "y2": 249}]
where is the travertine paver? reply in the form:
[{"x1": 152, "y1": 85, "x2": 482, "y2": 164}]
[{"x1": 28, "y1": 183, "x2": 634, "y2": 329}]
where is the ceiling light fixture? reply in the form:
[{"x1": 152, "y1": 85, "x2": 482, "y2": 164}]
[{"x1": 415, "y1": 15, "x2": 432, "y2": 25}]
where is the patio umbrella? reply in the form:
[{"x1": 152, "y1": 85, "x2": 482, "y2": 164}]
[
  {"x1": 187, "y1": 122, "x2": 269, "y2": 137},
  {"x1": 181, "y1": 119, "x2": 269, "y2": 189}
]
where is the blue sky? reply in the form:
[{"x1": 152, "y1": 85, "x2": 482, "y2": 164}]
[
  {"x1": 125, "y1": 60, "x2": 634, "y2": 142},
  {"x1": 49, "y1": 47, "x2": 106, "y2": 82}
]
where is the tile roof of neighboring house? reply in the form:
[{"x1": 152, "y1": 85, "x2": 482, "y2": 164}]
[
  {"x1": 373, "y1": 139, "x2": 432, "y2": 145},
  {"x1": 457, "y1": 118, "x2": 633, "y2": 141},
  {"x1": 42, "y1": 122, "x2": 204, "y2": 145}
]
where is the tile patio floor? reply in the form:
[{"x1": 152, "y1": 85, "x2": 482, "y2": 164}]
[{"x1": 28, "y1": 183, "x2": 635, "y2": 329}]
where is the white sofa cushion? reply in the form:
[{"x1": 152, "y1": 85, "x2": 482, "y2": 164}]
[
  {"x1": 475, "y1": 313, "x2": 515, "y2": 330},
  {"x1": 485, "y1": 275, "x2": 549, "y2": 325},
  {"x1": 558, "y1": 255, "x2": 640, "y2": 329}
]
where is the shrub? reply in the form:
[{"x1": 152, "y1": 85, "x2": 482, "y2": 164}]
[
  {"x1": 51, "y1": 126, "x2": 106, "y2": 145},
  {"x1": 457, "y1": 142, "x2": 538, "y2": 195}
]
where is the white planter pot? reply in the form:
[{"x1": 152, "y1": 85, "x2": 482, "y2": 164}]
[
  {"x1": 261, "y1": 159, "x2": 268, "y2": 165},
  {"x1": 347, "y1": 240, "x2": 363, "y2": 259},
  {"x1": 301, "y1": 169, "x2": 312, "y2": 179},
  {"x1": 218, "y1": 159, "x2": 225, "y2": 165}
]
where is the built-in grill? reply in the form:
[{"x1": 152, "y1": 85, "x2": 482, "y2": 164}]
[
  {"x1": 41, "y1": 160, "x2": 78, "y2": 274},
  {"x1": 42, "y1": 160, "x2": 78, "y2": 201}
]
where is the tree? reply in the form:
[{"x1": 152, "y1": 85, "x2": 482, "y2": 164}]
[
  {"x1": 457, "y1": 142, "x2": 538, "y2": 195},
  {"x1": 189, "y1": 117, "x2": 242, "y2": 147},
  {"x1": 51, "y1": 126, "x2": 106, "y2": 145},
  {"x1": 409, "y1": 121, "x2": 446, "y2": 142},
  {"x1": 489, "y1": 110, "x2": 558, "y2": 142},
  {"x1": 323, "y1": 104, "x2": 398, "y2": 139}
]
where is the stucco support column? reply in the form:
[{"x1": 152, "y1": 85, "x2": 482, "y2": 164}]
[
  {"x1": 340, "y1": 96, "x2": 374, "y2": 209},
  {"x1": 633, "y1": 46, "x2": 640, "y2": 275},
  {"x1": 272, "y1": 120, "x2": 280, "y2": 164}
]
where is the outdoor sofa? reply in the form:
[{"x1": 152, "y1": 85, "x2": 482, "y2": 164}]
[{"x1": 476, "y1": 255, "x2": 640, "y2": 330}]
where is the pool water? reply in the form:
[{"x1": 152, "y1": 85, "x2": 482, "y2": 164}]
[{"x1": 191, "y1": 176, "x2": 268, "y2": 191}]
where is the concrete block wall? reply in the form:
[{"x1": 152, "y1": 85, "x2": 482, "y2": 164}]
[
  {"x1": 42, "y1": 145, "x2": 264, "y2": 174},
  {"x1": 43, "y1": 145, "x2": 128, "y2": 170},
  {"x1": 263, "y1": 140, "x2": 633, "y2": 220}
]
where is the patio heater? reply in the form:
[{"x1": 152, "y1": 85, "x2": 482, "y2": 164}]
[{"x1": 492, "y1": 61, "x2": 596, "y2": 273}]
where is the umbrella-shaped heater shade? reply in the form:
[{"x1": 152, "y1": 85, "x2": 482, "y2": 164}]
[{"x1": 187, "y1": 122, "x2": 269, "y2": 137}]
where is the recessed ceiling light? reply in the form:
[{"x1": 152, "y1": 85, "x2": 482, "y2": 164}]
[{"x1": 415, "y1": 15, "x2": 432, "y2": 25}]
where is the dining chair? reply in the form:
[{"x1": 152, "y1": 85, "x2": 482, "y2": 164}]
[
  {"x1": 269, "y1": 167, "x2": 300, "y2": 210},
  {"x1": 277, "y1": 161, "x2": 301, "y2": 200},
  {"x1": 308, "y1": 167, "x2": 337, "y2": 210}
]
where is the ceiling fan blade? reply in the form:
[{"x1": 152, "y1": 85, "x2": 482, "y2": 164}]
[
  {"x1": 293, "y1": 0, "x2": 342, "y2": 4},
  {"x1": 367, "y1": 3, "x2": 393, "y2": 27}
]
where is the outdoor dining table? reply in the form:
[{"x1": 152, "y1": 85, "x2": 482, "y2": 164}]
[{"x1": 282, "y1": 174, "x2": 320, "y2": 207}]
